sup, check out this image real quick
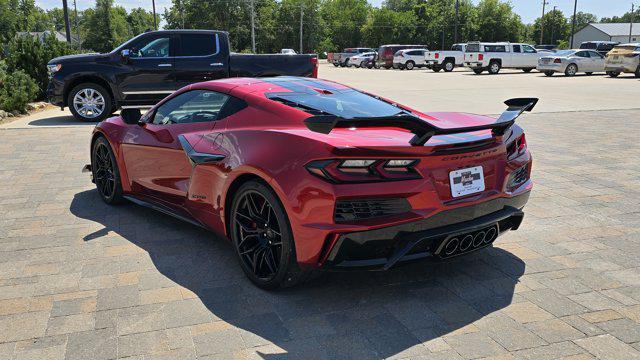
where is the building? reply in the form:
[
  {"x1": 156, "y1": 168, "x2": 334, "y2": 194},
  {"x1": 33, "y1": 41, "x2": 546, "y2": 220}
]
[{"x1": 573, "y1": 23, "x2": 640, "y2": 46}]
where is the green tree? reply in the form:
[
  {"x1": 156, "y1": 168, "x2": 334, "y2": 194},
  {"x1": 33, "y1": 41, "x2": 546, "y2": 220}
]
[
  {"x1": 0, "y1": 0, "x2": 19, "y2": 42},
  {"x1": 601, "y1": 8, "x2": 640, "y2": 23},
  {"x1": 532, "y1": 9, "x2": 569, "y2": 45},
  {"x1": 572, "y1": 12, "x2": 597, "y2": 32},
  {"x1": 127, "y1": 7, "x2": 160, "y2": 35},
  {"x1": 83, "y1": 0, "x2": 132, "y2": 53},
  {"x1": 361, "y1": 8, "x2": 417, "y2": 47},
  {"x1": 473, "y1": 0, "x2": 524, "y2": 42},
  {"x1": 319, "y1": 0, "x2": 370, "y2": 49}
]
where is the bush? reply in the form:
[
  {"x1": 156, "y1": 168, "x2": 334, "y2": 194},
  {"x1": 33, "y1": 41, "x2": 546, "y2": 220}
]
[
  {"x1": 5, "y1": 33, "x2": 75, "y2": 98},
  {"x1": 0, "y1": 64, "x2": 39, "y2": 113}
]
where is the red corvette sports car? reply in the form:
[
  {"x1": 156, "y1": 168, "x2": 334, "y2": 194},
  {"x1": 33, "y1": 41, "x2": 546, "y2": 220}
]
[{"x1": 86, "y1": 76, "x2": 534, "y2": 289}]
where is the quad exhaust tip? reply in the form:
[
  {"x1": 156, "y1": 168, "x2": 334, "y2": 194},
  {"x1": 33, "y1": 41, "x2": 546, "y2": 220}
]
[{"x1": 437, "y1": 225, "x2": 499, "y2": 259}]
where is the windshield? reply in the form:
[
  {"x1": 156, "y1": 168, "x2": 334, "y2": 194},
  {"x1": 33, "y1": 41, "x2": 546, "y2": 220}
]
[
  {"x1": 270, "y1": 90, "x2": 403, "y2": 119},
  {"x1": 555, "y1": 50, "x2": 575, "y2": 56}
]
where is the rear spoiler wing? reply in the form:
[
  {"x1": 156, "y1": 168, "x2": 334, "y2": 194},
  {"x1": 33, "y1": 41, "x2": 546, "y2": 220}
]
[{"x1": 303, "y1": 97, "x2": 538, "y2": 146}]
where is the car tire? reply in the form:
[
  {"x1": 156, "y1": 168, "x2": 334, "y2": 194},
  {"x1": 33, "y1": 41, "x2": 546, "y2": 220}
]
[
  {"x1": 230, "y1": 180, "x2": 313, "y2": 290},
  {"x1": 332, "y1": 62, "x2": 339, "y2": 67},
  {"x1": 544, "y1": 71, "x2": 554, "y2": 77},
  {"x1": 473, "y1": 69, "x2": 483, "y2": 75},
  {"x1": 68, "y1": 83, "x2": 113, "y2": 122},
  {"x1": 565, "y1": 63, "x2": 578, "y2": 76},
  {"x1": 488, "y1": 61, "x2": 501, "y2": 74},
  {"x1": 405, "y1": 61, "x2": 415, "y2": 70},
  {"x1": 522, "y1": 68, "x2": 534, "y2": 73},
  {"x1": 607, "y1": 71, "x2": 620, "y2": 77},
  {"x1": 91, "y1": 136, "x2": 124, "y2": 205},
  {"x1": 443, "y1": 60, "x2": 455, "y2": 72}
]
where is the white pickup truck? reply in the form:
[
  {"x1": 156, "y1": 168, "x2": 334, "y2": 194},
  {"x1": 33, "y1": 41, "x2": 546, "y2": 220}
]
[
  {"x1": 463, "y1": 42, "x2": 545, "y2": 74},
  {"x1": 425, "y1": 43, "x2": 467, "y2": 72}
]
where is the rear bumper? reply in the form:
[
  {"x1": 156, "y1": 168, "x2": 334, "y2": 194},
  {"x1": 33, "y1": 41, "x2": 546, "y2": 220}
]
[
  {"x1": 321, "y1": 191, "x2": 530, "y2": 270},
  {"x1": 465, "y1": 61, "x2": 484, "y2": 69},
  {"x1": 537, "y1": 64, "x2": 563, "y2": 72},
  {"x1": 605, "y1": 64, "x2": 637, "y2": 73}
]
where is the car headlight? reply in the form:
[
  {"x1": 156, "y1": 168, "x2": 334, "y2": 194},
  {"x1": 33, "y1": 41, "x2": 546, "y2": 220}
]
[{"x1": 47, "y1": 64, "x2": 62, "y2": 76}]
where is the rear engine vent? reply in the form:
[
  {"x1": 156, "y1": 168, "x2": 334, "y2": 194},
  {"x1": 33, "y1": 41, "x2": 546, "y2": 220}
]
[
  {"x1": 335, "y1": 198, "x2": 411, "y2": 222},
  {"x1": 507, "y1": 164, "x2": 529, "y2": 189}
]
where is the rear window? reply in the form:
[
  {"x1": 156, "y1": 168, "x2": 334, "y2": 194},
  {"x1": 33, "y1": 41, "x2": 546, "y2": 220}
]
[
  {"x1": 452, "y1": 44, "x2": 462, "y2": 51},
  {"x1": 269, "y1": 90, "x2": 403, "y2": 119},
  {"x1": 178, "y1": 34, "x2": 217, "y2": 56},
  {"x1": 484, "y1": 45, "x2": 507, "y2": 52},
  {"x1": 466, "y1": 43, "x2": 480, "y2": 52},
  {"x1": 580, "y1": 42, "x2": 597, "y2": 49}
]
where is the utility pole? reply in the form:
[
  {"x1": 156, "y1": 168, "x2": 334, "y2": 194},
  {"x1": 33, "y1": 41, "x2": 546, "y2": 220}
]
[
  {"x1": 250, "y1": 0, "x2": 256, "y2": 53},
  {"x1": 454, "y1": 0, "x2": 459, "y2": 44},
  {"x1": 630, "y1": 3, "x2": 636, "y2": 43},
  {"x1": 551, "y1": 6, "x2": 557, "y2": 45},
  {"x1": 299, "y1": 3, "x2": 304, "y2": 54},
  {"x1": 73, "y1": 0, "x2": 81, "y2": 50},
  {"x1": 62, "y1": 0, "x2": 72, "y2": 43},
  {"x1": 570, "y1": 0, "x2": 578, "y2": 48},
  {"x1": 540, "y1": 0, "x2": 548, "y2": 45},
  {"x1": 152, "y1": 0, "x2": 157, "y2": 30}
]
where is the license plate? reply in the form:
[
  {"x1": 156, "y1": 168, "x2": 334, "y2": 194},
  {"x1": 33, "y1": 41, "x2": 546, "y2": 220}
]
[
  {"x1": 449, "y1": 166, "x2": 485, "y2": 198},
  {"x1": 541, "y1": 59, "x2": 550, "y2": 64}
]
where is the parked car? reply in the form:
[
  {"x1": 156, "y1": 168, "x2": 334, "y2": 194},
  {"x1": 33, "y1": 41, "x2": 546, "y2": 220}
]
[
  {"x1": 331, "y1": 48, "x2": 375, "y2": 67},
  {"x1": 280, "y1": 48, "x2": 297, "y2": 54},
  {"x1": 537, "y1": 49, "x2": 605, "y2": 76},
  {"x1": 580, "y1": 41, "x2": 619, "y2": 56},
  {"x1": 46, "y1": 30, "x2": 318, "y2": 122},
  {"x1": 604, "y1": 43, "x2": 640, "y2": 77},
  {"x1": 464, "y1": 42, "x2": 544, "y2": 74},
  {"x1": 376, "y1": 44, "x2": 428, "y2": 69},
  {"x1": 393, "y1": 48, "x2": 429, "y2": 70},
  {"x1": 86, "y1": 76, "x2": 535, "y2": 289},
  {"x1": 347, "y1": 51, "x2": 377, "y2": 68},
  {"x1": 425, "y1": 43, "x2": 467, "y2": 72}
]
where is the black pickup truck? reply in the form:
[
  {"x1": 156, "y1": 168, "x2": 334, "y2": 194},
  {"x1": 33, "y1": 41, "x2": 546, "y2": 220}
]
[{"x1": 47, "y1": 30, "x2": 318, "y2": 121}]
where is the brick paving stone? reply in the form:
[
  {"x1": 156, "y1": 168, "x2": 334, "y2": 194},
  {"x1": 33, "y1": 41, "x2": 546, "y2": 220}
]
[
  {"x1": 444, "y1": 332, "x2": 508, "y2": 359},
  {"x1": 574, "y1": 334, "x2": 640, "y2": 360},
  {"x1": 509, "y1": 341, "x2": 584, "y2": 360},
  {"x1": 525, "y1": 318, "x2": 585, "y2": 343},
  {"x1": 65, "y1": 328, "x2": 117, "y2": 360}
]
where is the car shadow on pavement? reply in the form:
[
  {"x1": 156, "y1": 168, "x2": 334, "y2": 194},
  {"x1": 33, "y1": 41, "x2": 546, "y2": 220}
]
[
  {"x1": 27, "y1": 115, "x2": 97, "y2": 126},
  {"x1": 71, "y1": 189, "x2": 525, "y2": 359}
]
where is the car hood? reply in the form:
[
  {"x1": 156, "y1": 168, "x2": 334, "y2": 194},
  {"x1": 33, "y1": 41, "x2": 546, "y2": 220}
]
[{"x1": 48, "y1": 53, "x2": 107, "y2": 65}]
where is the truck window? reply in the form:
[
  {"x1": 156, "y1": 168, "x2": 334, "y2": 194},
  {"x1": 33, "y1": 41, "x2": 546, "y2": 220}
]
[
  {"x1": 484, "y1": 45, "x2": 506, "y2": 52},
  {"x1": 178, "y1": 33, "x2": 218, "y2": 57},
  {"x1": 129, "y1": 35, "x2": 171, "y2": 58},
  {"x1": 451, "y1": 45, "x2": 462, "y2": 51},
  {"x1": 522, "y1": 45, "x2": 537, "y2": 53},
  {"x1": 466, "y1": 43, "x2": 480, "y2": 52},
  {"x1": 512, "y1": 45, "x2": 521, "y2": 53}
]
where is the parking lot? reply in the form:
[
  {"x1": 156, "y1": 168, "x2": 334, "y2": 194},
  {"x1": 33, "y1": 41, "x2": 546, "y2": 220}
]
[{"x1": 1, "y1": 65, "x2": 640, "y2": 359}]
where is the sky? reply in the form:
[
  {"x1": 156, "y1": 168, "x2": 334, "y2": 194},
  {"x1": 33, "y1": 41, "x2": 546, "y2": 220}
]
[{"x1": 35, "y1": 0, "x2": 633, "y2": 25}]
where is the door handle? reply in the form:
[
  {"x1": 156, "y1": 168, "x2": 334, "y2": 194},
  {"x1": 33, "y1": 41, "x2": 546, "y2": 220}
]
[
  {"x1": 210, "y1": 62, "x2": 223, "y2": 67},
  {"x1": 158, "y1": 63, "x2": 172, "y2": 67}
]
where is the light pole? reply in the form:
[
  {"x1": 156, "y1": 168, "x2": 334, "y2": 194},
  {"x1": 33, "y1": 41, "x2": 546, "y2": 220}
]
[
  {"x1": 540, "y1": 0, "x2": 548, "y2": 45},
  {"x1": 630, "y1": 3, "x2": 636, "y2": 43},
  {"x1": 152, "y1": 0, "x2": 157, "y2": 30},
  {"x1": 454, "y1": 0, "x2": 459, "y2": 44},
  {"x1": 570, "y1": 0, "x2": 578, "y2": 48},
  {"x1": 551, "y1": 6, "x2": 557, "y2": 45},
  {"x1": 62, "y1": 0, "x2": 72, "y2": 43}
]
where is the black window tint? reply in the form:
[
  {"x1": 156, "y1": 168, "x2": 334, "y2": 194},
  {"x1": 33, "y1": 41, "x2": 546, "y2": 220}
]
[
  {"x1": 129, "y1": 35, "x2": 171, "y2": 58},
  {"x1": 484, "y1": 45, "x2": 506, "y2": 52},
  {"x1": 512, "y1": 45, "x2": 521, "y2": 53},
  {"x1": 575, "y1": 51, "x2": 589, "y2": 58},
  {"x1": 590, "y1": 51, "x2": 604, "y2": 58},
  {"x1": 153, "y1": 90, "x2": 229, "y2": 125},
  {"x1": 452, "y1": 45, "x2": 462, "y2": 51},
  {"x1": 466, "y1": 43, "x2": 480, "y2": 52},
  {"x1": 178, "y1": 34, "x2": 217, "y2": 57}
]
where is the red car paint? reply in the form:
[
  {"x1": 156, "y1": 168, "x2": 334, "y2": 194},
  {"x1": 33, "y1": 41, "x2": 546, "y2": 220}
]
[{"x1": 92, "y1": 77, "x2": 532, "y2": 269}]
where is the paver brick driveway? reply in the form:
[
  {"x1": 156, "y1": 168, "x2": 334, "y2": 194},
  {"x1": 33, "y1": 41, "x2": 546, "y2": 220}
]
[{"x1": 1, "y1": 108, "x2": 640, "y2": 359}]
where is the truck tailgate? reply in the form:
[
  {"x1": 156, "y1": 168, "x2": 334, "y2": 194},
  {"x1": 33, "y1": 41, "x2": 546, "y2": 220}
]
[{"x1": 229, "y1": 54, "x2": 318, "y2": 78}]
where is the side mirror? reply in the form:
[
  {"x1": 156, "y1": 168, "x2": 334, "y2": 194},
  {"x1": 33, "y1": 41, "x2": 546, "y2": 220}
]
[{"x1": 121, "y1": 108, "x2": 141, "y2": 125}]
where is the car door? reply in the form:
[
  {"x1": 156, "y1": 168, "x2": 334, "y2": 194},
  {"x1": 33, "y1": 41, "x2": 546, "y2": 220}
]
[
  {"x1": 174, "y1": 32, "x2": 228, "y2": 90},
  {"x1": 121, "y1": 89, "x2": 231, "y2": 205},
  {"x1": 117, "y1": 33, "x2": 176, "y2": 107},
  {"x1": 511, "y1": 44, "x2": 523, "y2": 67},
  {"x1": 588, "y1": 50, "x2": 605, "y2": 72},
  {"x1": 521, "y1": 45, "x2": 539, "y2": 68},
  {"x1": 573, "y1": 51, "x2": 591, "y2": 72}
]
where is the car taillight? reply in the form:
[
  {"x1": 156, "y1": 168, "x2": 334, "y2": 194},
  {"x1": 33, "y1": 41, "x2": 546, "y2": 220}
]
[
  {"x1": 478, "y1": 54, "x2": 484, "y2": 61},
  {"x1": 507, "y1": 134, "x2": 527, "y2": 159},
  {"x1": 554, "y1": 58, "x2": 562, "y2": 63},
  {"x1": 310, "y1": 57, "x2": 318, "y2": 78},
  {"x1": 435, "y1": 53, "x2": 439, "y2": 59},
  {"x1": 306, "y1": 159, "x2": 421, "y2": 183}
]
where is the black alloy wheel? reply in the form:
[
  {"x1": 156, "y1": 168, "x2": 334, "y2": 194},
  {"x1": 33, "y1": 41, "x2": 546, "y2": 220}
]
[
  {"x1": 230, "y1": 181, "x2": 311, "y2": 289},
  {"x1": 92, "y1": 137, "x2": 123, "y2": 204}
]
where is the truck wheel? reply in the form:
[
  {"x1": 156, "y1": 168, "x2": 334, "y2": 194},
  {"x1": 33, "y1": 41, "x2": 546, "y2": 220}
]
[
  {"x1": 607, "y1": 71, "x2": 620, "y2": 77},
  {"x1": 522, "y1": 68, "x2": 534, "y2": 73},
  {"x1": 443, "y1": 60, "x2": 455, "y2": 72},
  {"x1": 473, "y1": 69, "x2": 483, "y2": 75},
  {"x1": 564, "y1": 63, "x2": 578, "y2": 76},
  {"x1": 488, "y1": 61, "x2": 501, "y2": 74},
  {"x1": 405, "y1": 61, "x2": 415, "y2": 70},
  {"x1": 544, "y1": 71, "x2": 554, "y2": 77},
  {"x1": 68, "y1": 83, "x2": 113, "y2": 122},
  {"x1": 333, "y1": 62, "x2": 339, "y2": 67}
]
